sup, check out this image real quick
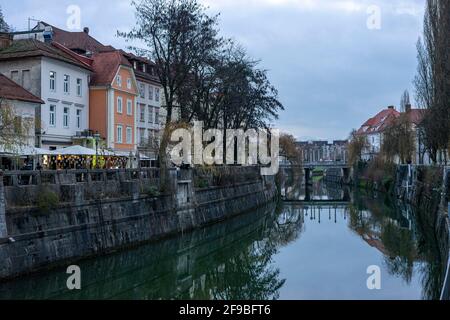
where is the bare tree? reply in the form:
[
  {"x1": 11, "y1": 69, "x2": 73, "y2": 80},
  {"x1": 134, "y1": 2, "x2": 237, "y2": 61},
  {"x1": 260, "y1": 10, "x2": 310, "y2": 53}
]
[
  {"x1": 279, "y1": 133, "x2": 302, "y2": 165},
  {"x1": 381, "y1": 113, "x2": 415, "y2": 164},
  {"x1": 0, "y1": 5, "x2": 10, "y2": 32},
  {"x1": 121, "y1": 0, "x2": 221, "y2": 190},
  {"x1": 348, "y1": 130, "x2": 368, "y2": 166},
  {"x1": 414, "y1": 0, "x2": 450, "y2": 164},
  {"x1": 400, "y1": 90, "x2": 410, "y2": 112}
]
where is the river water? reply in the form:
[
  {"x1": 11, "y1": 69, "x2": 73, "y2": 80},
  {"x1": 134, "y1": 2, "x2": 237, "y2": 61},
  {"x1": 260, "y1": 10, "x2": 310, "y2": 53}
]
[{"x1": 0, "y1": 179, "x2": 447, "y2": 300}]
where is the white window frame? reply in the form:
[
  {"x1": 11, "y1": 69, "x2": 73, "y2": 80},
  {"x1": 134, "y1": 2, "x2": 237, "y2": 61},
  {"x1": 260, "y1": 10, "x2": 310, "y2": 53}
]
[
  {"x1": 117, "y1": 97, "x2": 123, "y2": 114},
  {"x1": 148, "y1": 86, "x2": 154, "y2": 100},
  {"x1": 127, "y1": 99, "x2": 133, "y2": 116},
  {"x1": 63, "y1": 107, "x2": 70, "y2": 128},
  {"x1": 140, "y1": 104, "x2": 145, "y2": 123},
  {"x1": 63, "y1": 74, "x2": 70, "y2": 94},
  {"x1": 148, "y1": 106, "x2": 153, "y2": 123},
  {"x1": 117, "y1": 125, "x2": 123, "y2": 143},
  {"x1": 127, "y1": 78, "x2": 132, "y2": 90},
  {"x1": 76, "y1": 78, "x2": 82, "y2": 97},
  {"x1": 49, "y1": 104, "x2": 56, "y2": 127},
  {"x1": 76, "y1": 109, "x2": 82, "y2": 129},
  {"x1": 49, "y1": 71, "x2": 56, "y2": 92},
  {"x1": 155, "y1": 88, "x2": 160, "y2": 102},
  {"x1": 117, "y1": 75, "x2": 122, "y2": 87},
  {"x1": 126, "y1": 127, "x2": 132, "y2": 144},
  {"x1": 140, "y1": 83, "x2": 145, "y2": 99}
]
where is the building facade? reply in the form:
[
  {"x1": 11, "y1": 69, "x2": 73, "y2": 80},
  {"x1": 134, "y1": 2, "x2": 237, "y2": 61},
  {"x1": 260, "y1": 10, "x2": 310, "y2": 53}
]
[{"x1": 0, "y1": 36, "x2": 92, "y2": 150}]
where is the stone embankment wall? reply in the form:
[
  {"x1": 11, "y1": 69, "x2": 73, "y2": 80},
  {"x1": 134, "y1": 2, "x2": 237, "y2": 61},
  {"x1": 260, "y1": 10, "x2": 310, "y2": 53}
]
[{"x1": 0, "y1": 166, "x2": 276, "y2": 280}]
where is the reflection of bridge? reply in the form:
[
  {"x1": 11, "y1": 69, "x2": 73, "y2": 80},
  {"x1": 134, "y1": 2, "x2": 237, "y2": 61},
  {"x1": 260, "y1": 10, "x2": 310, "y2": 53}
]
[
  {"x1": 281, "y1": 162, "x2": 350, "y2": 169},
  {"x1": 283, "y1": 200, "x2": 350, "y2": 206}
]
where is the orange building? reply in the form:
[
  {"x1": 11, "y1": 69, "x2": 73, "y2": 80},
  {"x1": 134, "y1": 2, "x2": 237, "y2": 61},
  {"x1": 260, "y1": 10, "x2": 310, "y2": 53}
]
[{"x1": 89, "y1": 50, "x2": 138, "y2": 152}]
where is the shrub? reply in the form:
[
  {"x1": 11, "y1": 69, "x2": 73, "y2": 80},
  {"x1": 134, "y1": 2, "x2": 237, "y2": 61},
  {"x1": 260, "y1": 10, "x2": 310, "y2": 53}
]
[
  {"x1": 143, "y1": 185, "x2": 160, "y2": 197},
  {"x1": 36, "y1": 189, "x2": 59, "y2": 214}
]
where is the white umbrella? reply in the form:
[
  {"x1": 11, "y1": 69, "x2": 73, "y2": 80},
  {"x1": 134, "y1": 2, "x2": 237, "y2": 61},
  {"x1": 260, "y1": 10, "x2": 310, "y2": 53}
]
[{"x1": 57, "y1": 145, "x2": 97, "y2": 156}]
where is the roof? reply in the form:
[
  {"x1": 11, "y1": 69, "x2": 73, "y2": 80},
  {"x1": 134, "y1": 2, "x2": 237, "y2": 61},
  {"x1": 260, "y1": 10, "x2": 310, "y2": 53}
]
[
  {"x1": 405, "y1": 108, "x2": 425, "y2": 125},
  {"x1": 0, "y1": 73, "x2": 44, "y2": 104},
  {"x1": 38, "y1": 22, "x2": 110, "y2": 54},
  {"x1": 90, "y1": 50, "x2": 132, "y2": 86},
  {"x1": 122, "y1": 51, "x2": 160, "y2": 84},
  {"x1": 0, "y1": 39, "x2": 92, "y2": 71},
  {"x1": 357, "y1": 108, "x2": 400, "y2": 135}
]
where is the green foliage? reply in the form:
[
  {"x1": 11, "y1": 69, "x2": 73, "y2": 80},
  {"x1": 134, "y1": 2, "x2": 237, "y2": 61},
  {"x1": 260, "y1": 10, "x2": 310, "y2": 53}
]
[
  {"x1": 195, "y1": 179, "x2": 210, "y2": 189},
  {"x1": 36, "y1": 189, "x2": 59, "y2": 214},
  {"x1": 143, "y1": 185, "x2": 160, "y2": 197}
]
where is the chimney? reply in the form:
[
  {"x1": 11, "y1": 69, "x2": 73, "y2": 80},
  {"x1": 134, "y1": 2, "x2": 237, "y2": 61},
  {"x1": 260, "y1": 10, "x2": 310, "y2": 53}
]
[
  {"x1": 405, "y1": 103, "x2": 412, "y2": 113},
  {"x1": 388, "y1": 105, "x2": 395, "y2": 110},
  {"x1": 83, "y1": 27, "x2": 89, "y2": 35},
  {"x1": 0, "y1": 33, "x2": 13, "y2": 50}
]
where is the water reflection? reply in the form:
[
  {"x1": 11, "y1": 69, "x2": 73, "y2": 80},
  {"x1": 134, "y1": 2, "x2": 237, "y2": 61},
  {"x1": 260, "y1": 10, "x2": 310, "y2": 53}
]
[{"x1": 0, "y1": 181, "x2": 446, "y2": 300}]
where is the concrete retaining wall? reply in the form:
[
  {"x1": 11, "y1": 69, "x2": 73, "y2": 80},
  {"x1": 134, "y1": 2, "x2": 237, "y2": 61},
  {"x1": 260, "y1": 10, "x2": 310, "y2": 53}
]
[{"x1": 0, "y1": 168, "x2": 276, "y2": 280}]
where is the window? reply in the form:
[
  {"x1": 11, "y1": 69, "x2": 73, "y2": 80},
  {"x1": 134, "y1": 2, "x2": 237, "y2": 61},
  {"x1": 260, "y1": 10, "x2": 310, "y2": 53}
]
[
  {"x1": 117, "y1": 97, "x2": 123, "y2": 113},
  {"x1": 63, "y1": 107, "x2": 69, "y2": 128},
  {"x1": 148, "y1": 106, "x2": 153, "y2": 123},
  {"x1": 117, "y1": 125, "x2": 123, "y2": 143},
  {"x1": 22, "y1": 70, "x2": 31, "y2": 91},
  {"x1": 148, "y1": 86, "x2": 154, "y2": 100},
  {"x1": 155, "y1": 88, "x2": 160, "y2": 102},
  {"x1": 127, "y1": 99, "x2": 133, "y2": 115},
  {"x1": 117, "y1": 75, "x2": 122, "y2": 87},
  {"x1": 140, "y1": 104, "x2": 145, "y2": 122},
  {"x1": 76, "y1": 79, "x2": 82, "y2": 96},
  {"x1": 126, "y1": 127, "x2": 132, "y2": 144},
  {"x1": 76, "y1": 109, "x2": 82, "y2": 129},
  {"x1": 49, "y1": 105, "x2": 56, "y2": 126},
  {"x1": 143, "y1": 64, "x2": 146, "y2": 73},
  {"x1": 127, "y1": 78, "x2": 132, "y2": 90},
  {"x1": 139, "y1": 128, "x2": 146, "y2": 145},
  {"x1": 154, "y1": 108, "x2": 160, "y2": 125},
  {"x1": 139, "y1": 83, "x2": 145, "y2": 99},
  {"x1": 63, "y1": 75, "x2": 70, "y2": 94},
  {"x1": 49, "y1": 71, "x2": 56, "y2": 92},
  {"x1": 11, "y1": 71, "x2": 19, "y2": 84}
]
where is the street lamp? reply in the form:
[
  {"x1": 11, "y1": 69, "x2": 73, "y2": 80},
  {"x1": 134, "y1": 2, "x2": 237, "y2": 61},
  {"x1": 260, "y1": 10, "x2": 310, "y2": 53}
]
[{"x1": 94, "y1": 132, "x2": 101, "y2": 169}]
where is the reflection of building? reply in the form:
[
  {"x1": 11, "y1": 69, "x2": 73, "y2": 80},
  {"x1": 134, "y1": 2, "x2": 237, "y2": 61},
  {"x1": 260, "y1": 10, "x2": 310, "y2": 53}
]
[{"x1": 298, "y1": 140, "x2": 348, "y2": 163}]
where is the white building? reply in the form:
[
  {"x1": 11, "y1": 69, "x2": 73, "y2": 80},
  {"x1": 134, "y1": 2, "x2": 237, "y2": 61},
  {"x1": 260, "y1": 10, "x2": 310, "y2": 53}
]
[{"x1": 0, "y1": 37, "x2": 92, "y2": 150}]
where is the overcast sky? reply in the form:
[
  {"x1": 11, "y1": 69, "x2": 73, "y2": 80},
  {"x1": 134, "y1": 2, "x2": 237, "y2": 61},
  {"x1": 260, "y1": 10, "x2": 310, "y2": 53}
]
[{"x1": 2, "y1": 0, "x2": 425, "y2": 141}]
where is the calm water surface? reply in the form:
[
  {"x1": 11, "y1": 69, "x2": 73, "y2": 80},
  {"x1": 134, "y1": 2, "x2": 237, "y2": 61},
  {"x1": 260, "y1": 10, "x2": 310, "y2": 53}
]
[{"x1": 0, "y1": 180, "x2": 446, "y2": 300}]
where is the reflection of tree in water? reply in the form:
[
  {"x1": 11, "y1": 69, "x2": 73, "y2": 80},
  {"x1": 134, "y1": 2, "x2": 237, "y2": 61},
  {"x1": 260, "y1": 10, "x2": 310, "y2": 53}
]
[
  {"x1": 348, "y1": 192, "x2": 446, "y2": 300},
  {"x1": 207, "y1": 242, "x2": 285, "y2": 300}
]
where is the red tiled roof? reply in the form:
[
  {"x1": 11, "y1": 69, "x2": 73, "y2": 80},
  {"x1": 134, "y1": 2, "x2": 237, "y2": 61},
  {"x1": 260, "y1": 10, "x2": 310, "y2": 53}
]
[
  {"x1": 405, "y1": 108, "x2": 425, "y2": 125},
  {"x1": 39, "y1": 22, "x2": 110, "y2": 54},
  {"x1": 357, "y1": 108, "x2": 400, "y2": 135},
  {"x1": 90, "y1": 50, "x2": 132, "y2": 86},
  {"x1": 0, "y1": 73, "x2": 44, "y2": 104}
]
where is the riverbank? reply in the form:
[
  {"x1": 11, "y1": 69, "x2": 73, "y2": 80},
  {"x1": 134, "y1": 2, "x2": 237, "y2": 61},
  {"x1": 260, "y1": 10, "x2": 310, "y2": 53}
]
[
  {"x1": 0, "y1": 167, "x2": 277, "y2": 281},
  {"x1": 352, "y1": 162, "x2": 450, "y2": 299}
]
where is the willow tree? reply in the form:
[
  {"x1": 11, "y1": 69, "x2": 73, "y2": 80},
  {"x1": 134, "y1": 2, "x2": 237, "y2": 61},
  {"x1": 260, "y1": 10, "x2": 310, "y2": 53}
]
[
  {"x1": 0, "y1": 99, "x2": 33, "y2": 154},
  {"x1": 381, "y1": 114, "x2": 415, "y2": 164},
  {"x1": 121, "y1": 0, "x2": 221, "y2": 190},
  {"x1": 348, "y1": 129, "x2": 368, "y2": 166}
]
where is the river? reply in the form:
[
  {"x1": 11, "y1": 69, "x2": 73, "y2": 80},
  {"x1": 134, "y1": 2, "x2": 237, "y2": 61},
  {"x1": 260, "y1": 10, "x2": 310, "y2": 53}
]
[{"x1": 0, "y1": 179, "x2": 447, "y2": 300}]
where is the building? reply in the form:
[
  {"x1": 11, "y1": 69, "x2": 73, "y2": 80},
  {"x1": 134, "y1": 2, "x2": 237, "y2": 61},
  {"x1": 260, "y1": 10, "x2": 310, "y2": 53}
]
[
  {"x1": 0, "y1": 73, "x2": 44, "y2": 147},
  {"x1": 89, "y1": 49, "x2": 138, "y2": 153},
  {"x1": 123, "y1": 52, "x2": 163, "y2": 160},
  {"x1": 298, "y1": 140, "x2": 348, "y2": 164},
  {"x1": 355, "y1": 105, "x2": 432, "y2": 164},
  {"x1": 0, "y1": 34, "x2": 92, "y2": 150},
  {"x1": 356, "y1": 106, "x2": 400, "y2": 161}
]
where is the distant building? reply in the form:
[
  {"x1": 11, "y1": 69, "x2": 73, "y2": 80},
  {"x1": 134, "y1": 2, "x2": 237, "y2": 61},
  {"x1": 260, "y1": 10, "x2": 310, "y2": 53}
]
[
  {"x1": 298, "y1": 140, "x2": 348, "y2": 164},
  {"x1": 355, "y1": 105, "x2": 431, "y2": 164}
]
